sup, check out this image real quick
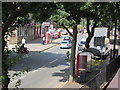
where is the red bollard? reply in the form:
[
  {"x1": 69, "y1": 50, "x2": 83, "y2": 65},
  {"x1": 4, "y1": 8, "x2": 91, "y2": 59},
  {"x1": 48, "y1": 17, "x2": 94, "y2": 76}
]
[{"x1": 76, "y1": 53, "x2": 80, "y2": 77}]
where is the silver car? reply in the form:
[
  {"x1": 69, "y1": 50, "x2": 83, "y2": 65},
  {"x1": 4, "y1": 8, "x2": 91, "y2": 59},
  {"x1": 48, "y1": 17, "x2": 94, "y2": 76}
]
[{"x1": 60, "y1": 40, "x2": 72, "y2": 49}]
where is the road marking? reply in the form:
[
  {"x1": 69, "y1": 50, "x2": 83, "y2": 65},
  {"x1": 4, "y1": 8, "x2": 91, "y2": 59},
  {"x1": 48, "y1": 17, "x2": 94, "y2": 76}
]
[
  {"x1": 49, "y1": 58, "x2": 58, "y2": 64},
  {"x1": 61, "y1": 55, "x2": 66, "y2": 57},
  {"x1": 43, "y1": 44, "x2": 59, "y2": 52}
]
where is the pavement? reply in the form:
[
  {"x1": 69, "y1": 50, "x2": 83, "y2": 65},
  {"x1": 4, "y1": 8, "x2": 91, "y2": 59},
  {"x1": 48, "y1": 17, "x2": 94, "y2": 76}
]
[
  {"x1": 107, "y1": 68, "x2": 120, "y2": 89},
  {"x1": 8, "y1": 37, "x2": 63, "y2": 58},
  {"x1": 59, "y1": 81, "x2": 84, "y2": 89},
  {"x1": 8, "y1": 38, "x2": 62, "y2": 52}
]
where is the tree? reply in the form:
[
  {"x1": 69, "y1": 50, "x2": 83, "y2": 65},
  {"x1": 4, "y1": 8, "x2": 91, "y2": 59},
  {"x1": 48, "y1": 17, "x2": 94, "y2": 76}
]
[
  {"x1": 2, "y1": 2, "x2": 56, "y2": 89},
  {"x1": 80, "y1": 2, "x2": 120, "y2": 48},
  {"x1": 57, "y1": 2, "x2": 120, "y2": 81},
  {"x1": 51, "y1": 2, "x2": 87, "y2": 82}
]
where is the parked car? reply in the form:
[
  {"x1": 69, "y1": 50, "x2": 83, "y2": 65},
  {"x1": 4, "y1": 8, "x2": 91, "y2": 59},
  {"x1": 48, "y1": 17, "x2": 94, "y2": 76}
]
[
  {"x1": 78, "y1": 39, "x2": 86, "y2": 51},
  {"x1": 64, "y1": 36, "x2": 72, "y2": 41},
  {"x1": 53, "y1": 31, "x2": 61, "y2": 39},
  {"x1": 60, "y1": 30, "x2": 68, "y2": 35},
  {"x1": 60, "y1": 40, "x2": 72, "y2": 49}
]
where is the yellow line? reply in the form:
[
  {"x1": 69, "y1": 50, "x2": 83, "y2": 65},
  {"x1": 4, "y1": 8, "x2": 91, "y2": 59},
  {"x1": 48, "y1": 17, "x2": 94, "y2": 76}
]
[{"x1": 41, "y1": 44, "x2": 59, "y2": 52}]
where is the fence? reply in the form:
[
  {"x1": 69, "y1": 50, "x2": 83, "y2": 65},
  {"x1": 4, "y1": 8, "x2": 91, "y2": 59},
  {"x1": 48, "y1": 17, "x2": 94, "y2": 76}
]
[{"x1": 80, "y1": 55, "x2": 120, "y2": 89}]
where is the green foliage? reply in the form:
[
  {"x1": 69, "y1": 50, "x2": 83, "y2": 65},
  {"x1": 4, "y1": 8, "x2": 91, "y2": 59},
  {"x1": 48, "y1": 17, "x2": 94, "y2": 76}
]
[
  {"x1": 50, "y1": 8, "x2": 70, "y2": 26},
  {"x1": 80, "y1": 2, "x2": 92, "y2": 10},
  {"x1": 0, "y1": 75, "x2": 4, "y2": 82},
  {"x1": 80, "y1": 2, "x2": 120, "y2": 27},
  {"x1": 50, "y1": 3, "x2": 78, "y2": 27},
  {"x1": 2, "y1": 2, "x2": 57, "y2": 89},
  {"x1": 31, "y1": 2, "x2": 57, "y2": 22}
]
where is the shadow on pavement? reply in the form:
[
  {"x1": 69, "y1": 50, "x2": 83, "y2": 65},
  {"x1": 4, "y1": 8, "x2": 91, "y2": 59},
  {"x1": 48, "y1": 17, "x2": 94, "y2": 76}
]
[{"x1": 52, "y1": 68, "x2": 69, "y2": 82}]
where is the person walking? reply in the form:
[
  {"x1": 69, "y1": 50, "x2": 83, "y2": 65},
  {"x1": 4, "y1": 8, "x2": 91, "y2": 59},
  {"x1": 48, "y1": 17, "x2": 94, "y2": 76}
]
[
  {"x1": 42, "y1": 37, "x2": 45, "y2": 45},
  {"x1": 22, "y1": 37, "x2": 25, "y2": 44},
  {"x1": 21, "y1": 37, "x2": 26, "y2": 48}
]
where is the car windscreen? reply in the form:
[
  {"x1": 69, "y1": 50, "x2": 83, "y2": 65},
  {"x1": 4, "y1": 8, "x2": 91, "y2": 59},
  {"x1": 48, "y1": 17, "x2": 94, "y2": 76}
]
[
  {"x1": 61, "y1": 42, "x2": 68, "y2": 44},
  {"x1": 62, "y1": 30, "x2": 67, "y2": 32},
  {"x1": 64, "y1": 39, "x2": 70, "y2": 40},
  {"x1": 80, "y1": 41, "x2": 86, "y2": 44}
]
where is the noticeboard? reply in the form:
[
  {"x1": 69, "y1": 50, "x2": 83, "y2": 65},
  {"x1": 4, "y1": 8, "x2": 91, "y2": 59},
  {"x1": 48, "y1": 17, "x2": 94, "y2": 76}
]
[{"x1": 94, "y1": 37, "x2": 105, "y2": 46}]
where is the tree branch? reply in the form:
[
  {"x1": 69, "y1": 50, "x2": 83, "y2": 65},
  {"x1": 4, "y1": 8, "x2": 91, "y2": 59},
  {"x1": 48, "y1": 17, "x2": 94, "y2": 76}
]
[
  {"x1": 60, "y1": 25, "x2": 73, "y2": 37},
  {"x1": 91, "y1": 20, "x2": 97, "y2": 35},
  {"x1": 86, "y1": 19, "x2": 90, "y2": 36}
]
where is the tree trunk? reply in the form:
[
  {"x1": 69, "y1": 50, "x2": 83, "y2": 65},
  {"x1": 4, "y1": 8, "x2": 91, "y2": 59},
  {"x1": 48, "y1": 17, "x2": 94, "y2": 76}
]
[
  {"x1": 2, "y1": 66, "x2": 10, "y2": 90},
  {"x1": 85, "y1": 19, "x2": 97, "y2": 49},
  {"x1": 107, "y1": 26, "x2": 111, "y2": 38},
  {"x1": 85, "y1": 19, "x2": 90, "y2": 48},
  {"x1": 69, "y1": 25, "x2": 77, "y2": 82},
  {"x1": 86, "y1": 19, "x2": 90, "y2": 36},
  {"x1": 1, "y1": 5, "x2": 25, "y2": 89},
  {"x1": 61, "y1": 25, "x2": 73, "y2": 37},
  {"x1": 2, "y1": 30, "x2": 10, "y2": 90}
]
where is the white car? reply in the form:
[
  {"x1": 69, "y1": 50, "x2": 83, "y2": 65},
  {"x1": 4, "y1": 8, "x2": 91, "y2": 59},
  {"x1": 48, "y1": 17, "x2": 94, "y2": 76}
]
[
  {"x1": 60, "y1": 40, "x2": 72, "y2": 49},
  {"x1": 78, "y1": 39, "x2": 86, "y2": 51}
]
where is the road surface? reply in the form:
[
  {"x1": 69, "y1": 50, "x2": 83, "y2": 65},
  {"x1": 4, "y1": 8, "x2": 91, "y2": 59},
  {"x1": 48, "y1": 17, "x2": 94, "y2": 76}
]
[{"x1": 8, "y1": 34, "x2": 87, "y2": 88}]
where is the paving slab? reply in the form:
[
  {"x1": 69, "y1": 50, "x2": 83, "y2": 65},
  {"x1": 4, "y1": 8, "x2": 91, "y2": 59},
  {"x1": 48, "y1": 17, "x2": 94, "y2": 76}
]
[{"x1": 59, "y1": 81, "x2": 83, "y2": 89}]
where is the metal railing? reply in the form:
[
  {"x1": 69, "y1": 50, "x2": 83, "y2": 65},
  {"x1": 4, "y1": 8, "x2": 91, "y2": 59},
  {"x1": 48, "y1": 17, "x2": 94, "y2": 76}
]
[{"x1": 80, "y1": 56, "x2": 120, "y2": 89}]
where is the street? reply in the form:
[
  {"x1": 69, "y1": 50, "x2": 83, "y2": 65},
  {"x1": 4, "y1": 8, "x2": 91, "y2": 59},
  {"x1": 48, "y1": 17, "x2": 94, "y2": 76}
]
[
  {"x1": 8, "y1": 33, "x2": 87, "y2": 88},
  {"x1": 2, "y1": 2, "x2": 120, "y2": 90},
  {"x1": 8, "y1": 36, "x2": 71, "y2": 88}
]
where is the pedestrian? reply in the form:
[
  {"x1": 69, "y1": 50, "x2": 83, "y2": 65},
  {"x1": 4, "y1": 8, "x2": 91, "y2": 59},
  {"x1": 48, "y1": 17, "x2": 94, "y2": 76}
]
[
  {"x1": 20, "y1": 37, "x2": 26, "y2": 50},
  {"x1": 42, "y1": 37, "x2": 45, "y2": 45},
  {"x1": 22, "y1": 37, "x2": 25, "y2": 45}
]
